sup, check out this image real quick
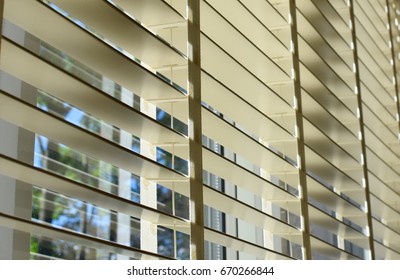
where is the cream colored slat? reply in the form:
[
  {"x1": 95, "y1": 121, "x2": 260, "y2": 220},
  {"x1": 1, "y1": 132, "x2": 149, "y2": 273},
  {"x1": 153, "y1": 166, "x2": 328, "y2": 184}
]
[
  {"x1": 361, "y1": 83, "x2": 397, "y2": 129},
  {"x1": 362, "y1": 104, "x2": 398, "y2": 148},
  {"x1": 202, "y1": 148, "x2": 298, "y2": 202},
  {"x1": 117, "y1": 0, "x2": 188, "y2": 54},
  {"x1": 297, "y1": 1, "x2": 353, "y2": 62},
  {"x1": 357, "y1": 0, "x2": 391, "y2": 40},
  {"x1": 317, "y1": 0, "x2": 349, "y2": 22},
  {"x1": 354, "y1": 2, "x2": 392, "y2": 56},
  {"x1": 204, "y1": 0, "x2": 290, "y2": 60},
  {"x1": 364, "y1": 0, "x2": 390, "y2": 24},
  {"x1": 204, "y1": 186, "x2": 301, "y2": 238},
  {"x1": 372, "y1": 218, "x2": 400, "y2": 252},
  {"x1": 380, "y1": 177, "x2": 400, "y2": 198},
  {"x1": 370, "y1": 195, "x2": 400, "y2": 234},
  {"x1": 50, "y1": 0, "x2": 186, "y2": 69},
  {"x1": 357, "y1": 49, "x2": 395, "y2": 93},
  {"x1": 0, "y1": 38, "x2": 187, "y2": 147},
  {"x1": 383, "y1": 111, "x2": 399, "y2": 132},
  {"x1": 204, "y1": 227, "x2": 292, "y2": 260},
  {"x1": 3, "y1": 0, "x2": 184, "y2": 101},
  {"x1": 358, "y1": 68, "x2": 395, "y2": 116},
  {"x1": 358, "y1": 49, "x2": 393, "y2": 87},
  {"x1": 110, "y1": 0, "x2": 185, "y2": 27},
  {"x1": 202, "y1": 72, "x2": 296, "y2": 159},
  {"x1": 355, "y1": 18, "x2": 393, "y2": 66},
  {"x1": 201, "y1": 1, "x2": 290, "y2": 85},
  {"x1": 154, "y1": 66, "x2": 188, "y2": 94},
  {"x1": 310, "y1": 236, "x2": 361, "y2": 260},
  {"x1": 366, "y1": 147, "x2": 400, "y2": 185},
  {"x1": 302, "y1": 0, "x2": 351, "y2": 41},
  {"x1": 300, "y1": 65, "x2": 359, "y2": 135},
  {"x1": 364, "y1": 128, "x2": 399, "y2": 171},
  {"x1": 266, "y1": 0, "x2": 290, "y2": 24},
  {"x1": 303, "y1": 118, "x2": 363, "y2": 184},
  {"x1": 0, "y1": 154, "x2": 188, "y2": 231},
  {"x1": 299, "y1": 37, "x2": 355, "y2": 100},
  {"x1": 357, "y1": 43, "x2": 394, "y2": 91},
  {"x1": 296, "y1": 10, "x2": 354, "y2": 86},
  {"x1": 369, "y1": 172, "x2": 400, "y2": 213},
  {"x1": 267, "y1": 0, "x2": 289, "y2": 6},
  {"x1": 302, "y1": 91, "x2": 361, "y2": 160},
  {"x1": 305, "y1": 146, "x2": 363, "y2": 198},
  {"x1": 238, "y1": 0, "x2": 291, "y2": 52},
  {"x1": 327, "y1": 0, "x2": 348, "y2": 12},
  {"x1": 238, "y1": 0, "x2": 288, "y2": 31},
  {"x1": 109, "y1": 0, "x2": 188, "y2": 55},
  {"x1": 200, "y1": 34, "x2": 294, "y2": 125},
  {"x1": 374, "y1": 241, "x2": 400, "y2": 259},
  {"x1": 307, "y1": 176, "x2": 367, "y2": 222},
  {"x1": 202, "y1": 108, "x2": 298, "y2": 176},
  {"x1": 0, "y1": 212, "x2": 168, "y2": 260},
  {"x1": 0, "y1": 91, "x2": 186, "y2": 182},
  {"x1": 309, "y1": 206, "x2": 369, "y2": 249}
]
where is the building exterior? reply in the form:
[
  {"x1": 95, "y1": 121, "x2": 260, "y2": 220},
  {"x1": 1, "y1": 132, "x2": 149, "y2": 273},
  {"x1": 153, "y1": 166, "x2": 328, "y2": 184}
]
[{"x1": 1, "y1": 0, "x2": 400, "y2": 260}]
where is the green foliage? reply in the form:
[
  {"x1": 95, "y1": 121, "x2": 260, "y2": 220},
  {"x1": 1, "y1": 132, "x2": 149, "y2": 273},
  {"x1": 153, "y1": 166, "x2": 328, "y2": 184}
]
[
  {"x1": 31, "y1": 188, "x2": 43, "y2": 220},
  {"x1": 30, "y1": 236, "x2": 39, "y2": 254}
]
